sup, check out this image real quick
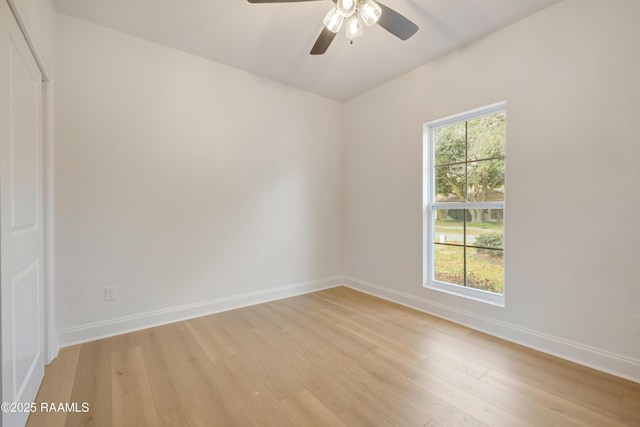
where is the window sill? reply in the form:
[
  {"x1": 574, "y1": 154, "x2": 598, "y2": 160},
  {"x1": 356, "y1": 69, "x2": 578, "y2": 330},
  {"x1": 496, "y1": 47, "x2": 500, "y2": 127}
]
[{"x1": 424, "y1": 280, "x2": 505, "y2": 307}]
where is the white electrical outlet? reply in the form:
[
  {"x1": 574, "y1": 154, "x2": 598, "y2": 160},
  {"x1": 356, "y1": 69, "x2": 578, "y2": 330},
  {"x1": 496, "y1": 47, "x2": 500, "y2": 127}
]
[
  {"x1": 105, "y1": 287, "x2": 117, "y2": 301},
  {"x1": 362, "y1": 259, "x2": 368, "y2": 271}
]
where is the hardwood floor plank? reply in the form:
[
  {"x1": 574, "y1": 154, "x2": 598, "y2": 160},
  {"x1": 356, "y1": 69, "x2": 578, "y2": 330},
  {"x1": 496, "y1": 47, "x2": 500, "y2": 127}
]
[
  {"x1": 156, "y1": 399, "x2": 208, "y2": 427},
  {"x1": 26, "y1": 345, "x2": 81, "y2": 427},
  {"x1": 213, "y1": 313, "x2": 305, "y2": 401},
  {"x1": 622, "y1": 387, "x2": 640, "y2": 407},
  {"x1": 111, "y1": 345, "x2": 159, "y2": 426},
  {"x1": 465, "y1": 332, "x2": 640, "y2": 425},
  {"x1": 411, "y1": 351, "x2": 580, "y2": 427},
  {"x1": 266, "y1": 324, "x2": 445, "y2": 426},
  {"x1": 276, "y1": 300, "x2": 377, "y2": 356},
  {"x1": 482, "y1": 368, "x2": 631, "y2": 427},
  {"x1": 251, "y1": 322, "x2": 397, "y2": 426},
  {"x1": 26, "y1": 287, "x2": 640, "y2": 426},
  {"x1": 214, "y1": 355, "x2": 300, "y2": 427},
  {"x1": 138, "y1": 327, "x2": 193, "y2": 414},
  {"x1": 65, "y1": 338, "x2": 113, "y2": 427},
  {"x1": 312, "y1": 287, "x2": 393, "y2": 322},
  {"x1": 185, "y1": 317, "x2": 235, "y2": 362},
  {"x1": 359, "y1": 349, "x2": 529, "y2": 427},
  {"x1": 281, "y1": 390, "x2": 349, "y2": 427},
  {"x1": 250, "y1": 303, "x2": 303, "y2": 332},
  {"x1": 469, "y1": 331, "x2": 627, "y2": 401},
  {"x1": 161, "y1": 322, "x2": 255, "y2": 427}
]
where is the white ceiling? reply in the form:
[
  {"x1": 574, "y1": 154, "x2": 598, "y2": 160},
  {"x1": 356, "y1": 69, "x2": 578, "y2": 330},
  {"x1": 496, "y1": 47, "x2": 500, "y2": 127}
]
[{"x1": 53, "y1": 0, "x2": 561, "y2": 101}]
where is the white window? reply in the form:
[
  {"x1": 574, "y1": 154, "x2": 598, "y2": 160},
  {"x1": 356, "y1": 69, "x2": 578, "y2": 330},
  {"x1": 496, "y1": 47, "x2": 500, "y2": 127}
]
[{"x1": 423, "y1": 103, "x2": 506, "y2": 306}]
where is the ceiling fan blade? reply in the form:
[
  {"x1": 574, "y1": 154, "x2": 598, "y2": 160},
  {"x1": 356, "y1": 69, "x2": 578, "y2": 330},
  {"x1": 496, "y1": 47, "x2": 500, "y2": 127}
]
[
  {"x1": 376, "y1": 1, "x2": 418, "y2": 40},
  {"x1": 310, "y1": 27, "x2": 337, "y2": 55},
  {"x1": 247, "y1": 0, "x2": 322, "y2": 3}
]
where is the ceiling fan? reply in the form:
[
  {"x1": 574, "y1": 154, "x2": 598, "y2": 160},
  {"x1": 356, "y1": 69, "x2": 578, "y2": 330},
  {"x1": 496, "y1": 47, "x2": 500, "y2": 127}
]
[{"x1": 247, "y1": 0, "x2": 419, "y2": 55}]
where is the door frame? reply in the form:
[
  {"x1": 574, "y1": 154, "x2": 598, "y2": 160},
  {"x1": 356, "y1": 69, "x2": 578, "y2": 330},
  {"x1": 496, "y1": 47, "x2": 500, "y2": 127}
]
[{"x1": 4, "y1": 0, "x2": 56, "y2": 364}]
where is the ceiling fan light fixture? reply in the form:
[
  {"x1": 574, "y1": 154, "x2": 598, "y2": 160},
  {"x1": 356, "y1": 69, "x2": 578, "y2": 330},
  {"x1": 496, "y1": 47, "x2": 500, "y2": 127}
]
[
  {"x1": 336, "y1": 0, "x2": 356, "y2": 17},
  {"x1": 247, "y1": 0, "x2": 418, "y2": 55},
  {"x1": 346, "y1": 14, "x2": 363, "y2": 39},
  {"x1": 323, "y1": 7, "x2": 344, "y2": 33},
  {"x1": 360, "y1": 0, "x2": 382, "y2": 26}
]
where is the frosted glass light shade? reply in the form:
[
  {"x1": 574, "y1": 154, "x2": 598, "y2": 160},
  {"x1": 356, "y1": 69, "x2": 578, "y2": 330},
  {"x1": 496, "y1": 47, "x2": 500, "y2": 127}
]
[
  {"x1": 323, "y1": 7, "x2": 344, "y2": 33},
  {"x1": 336, "y1": 0, "x2": 356, "y2": 17},
  {"x1": 346, "y1": 14, "x2": 363, "y2": 38},
  {"x1": 360, "y1": 0, "x2": 382, "y2": 26}
]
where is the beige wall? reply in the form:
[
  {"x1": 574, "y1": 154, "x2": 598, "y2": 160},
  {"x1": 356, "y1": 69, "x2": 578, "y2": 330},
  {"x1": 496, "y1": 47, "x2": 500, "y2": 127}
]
[{"x1": 343, "y1": 0, "x2": 640, "y2": 380}]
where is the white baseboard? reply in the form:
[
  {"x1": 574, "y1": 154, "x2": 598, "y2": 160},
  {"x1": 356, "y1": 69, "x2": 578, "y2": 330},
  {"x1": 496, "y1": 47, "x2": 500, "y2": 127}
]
[
  {"x1": 57, "y1": 276, "x2": 343, "y2": 347},
  {"x1": 56, "y1": 274, "x2": 640, "y2": 383},
  {"x1": 343, "y1": 276, "x2": 640, "y2": 383}
]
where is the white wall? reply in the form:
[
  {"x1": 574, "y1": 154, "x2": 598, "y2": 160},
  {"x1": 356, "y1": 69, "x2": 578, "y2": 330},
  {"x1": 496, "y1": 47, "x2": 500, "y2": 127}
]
[
  {"x1": 343, "y1": 0, "x2": 640, "y2": 381},
  {"x1": 55, "y1": 14, "x2": 343, "y2": 343}
]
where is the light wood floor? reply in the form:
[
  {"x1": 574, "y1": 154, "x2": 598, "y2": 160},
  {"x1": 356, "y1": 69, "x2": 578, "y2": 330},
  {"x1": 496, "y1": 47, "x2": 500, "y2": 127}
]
[{"x1": 27, "y1": 286, "x2": 640, "y2": 426}]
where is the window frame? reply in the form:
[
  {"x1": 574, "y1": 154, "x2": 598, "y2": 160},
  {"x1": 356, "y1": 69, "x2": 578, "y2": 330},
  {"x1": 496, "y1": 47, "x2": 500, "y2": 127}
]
[{"x1": 423, "y1": 102, "x2": 506, "y2": 307}]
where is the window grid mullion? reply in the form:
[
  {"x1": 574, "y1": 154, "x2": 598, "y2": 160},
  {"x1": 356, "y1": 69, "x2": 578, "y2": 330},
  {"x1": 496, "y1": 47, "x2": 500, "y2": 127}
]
[
  {"x1": 435, "y1": 155, "x2": 505, "y2": 168},
  {"x1": 432, "y1": 202, "x2": 504, "y2": 209},
  {"x1": 463, "y1": 120, "x2": 468, "y2": 287}
]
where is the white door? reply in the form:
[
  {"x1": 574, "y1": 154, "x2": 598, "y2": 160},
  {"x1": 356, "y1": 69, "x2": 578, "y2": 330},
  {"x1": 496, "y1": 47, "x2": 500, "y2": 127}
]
[{"x1": 0, "y1": 1, "x2": 45, "y2": 426}]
